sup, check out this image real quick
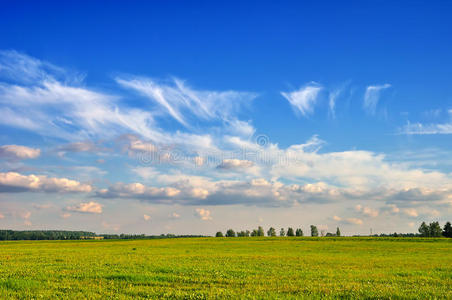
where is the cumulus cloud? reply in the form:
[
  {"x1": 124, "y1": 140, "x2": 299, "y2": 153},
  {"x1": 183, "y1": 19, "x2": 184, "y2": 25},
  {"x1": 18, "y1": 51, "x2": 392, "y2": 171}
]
[
  {"x1": 332, "y1": 215, "x2": 363, "y2": 225},
  {"x1": 363, "y1": 83, "x2": 391, "y2": 114},
  {"x1": 333, "y1": 215, "x2": 342, "y2": 221},
  {"x1": 403, "y1": 208, "x2": 419, "y2": 218},
  {"x1": 61, "y1": 212, "x2": 71, "y2": 219},
  {"x1": 355, "y1": 205, "x2": 379, "y2": 217},
  {"x1": 65, "y1": 201, "x2": 103, "y2": 214},
  {"x1": 0, "y1": 172, "x2": 92, "y2": 193},
  {"x1": 270, "y1": 137, "x2": 452, "y2": 191},
  {"x1": 32, "y1": 203, "x2": 53, "y2": 210},
  {"x1": 195, "y1": 208, "x2": 212, "y2": 220},
  {"x1": 57, "y1": 141, "x2": 101, "y2": 155},
  {"x1": 96, "y1": 182, "x2": 180, "y2": 201},
  {"x1": 281, "y1": 83, "x2": 322, "y2": 117},
  {"x1": 345, "y1": 218, "x2": 363, "y2": 225},
  {"x1": 381, "y1": 204, "x2": 400, "y2": 214},
  {"x1": 170, "y1": 212, "x2": 180, "y2": 219},
  {"x1": 217, "y1": 159, "x2": 254, "y2": 170},
  {"x1": 0, "y1": 145, "x2": 40, "y2": 160}
]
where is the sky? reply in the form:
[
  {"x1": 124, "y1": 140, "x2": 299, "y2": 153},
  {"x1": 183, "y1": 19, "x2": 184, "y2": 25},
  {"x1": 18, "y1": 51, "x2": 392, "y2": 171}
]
[{"x1": 0, "y1": 1, "x2": 451, "y2": 235}]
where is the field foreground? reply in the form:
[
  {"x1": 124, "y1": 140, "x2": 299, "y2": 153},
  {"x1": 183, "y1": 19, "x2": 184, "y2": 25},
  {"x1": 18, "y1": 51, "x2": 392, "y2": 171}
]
[{"x1": 0, "y1": 237, "x2": 451, "y2": 299}]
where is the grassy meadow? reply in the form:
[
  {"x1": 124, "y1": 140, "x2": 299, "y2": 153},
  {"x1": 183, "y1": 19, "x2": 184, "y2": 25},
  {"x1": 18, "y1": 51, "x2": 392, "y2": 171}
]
[{"x1": 0, "y1": 237, "x2": 451, "y2": 299}]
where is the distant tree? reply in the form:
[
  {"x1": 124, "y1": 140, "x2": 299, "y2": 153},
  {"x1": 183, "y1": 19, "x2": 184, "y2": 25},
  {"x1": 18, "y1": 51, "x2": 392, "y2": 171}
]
[
  {"x1": 429, "y1": 222, "x2": 442, "y2": 237},
  {"x1": 280, "y1": 228, "x2": 286, "y2": 237},
  {"x1": 295, "y1": 228, "x2": 303, "y2": 236},
  {"x1": 225, "y1": 229, "x2": 236, "y2": 237},
  {"x1": 267, "y1": 227, "x2": 276, "y2": 237},
  {"x1": 251, "y1": 229, "x2": 259, "y2": 237},
  {"x1": 325, "y1": 232, "x2": 335, "y2": 237},
  {"x1": 257, "y1": 226, "x2": 265, "y2": 237},
  {"x1": 287, "y1": 227, "x2": 295, "y2": 236},
  {"x1": 215, "y1": 231, "x2": 224, "y2": 237},
  {"x1": 310, "y1": 225, "x2": 319, "y2": 237},
  {"x1": 245, "y1": 230, "x2": 250, "y2": 237},
  {"x1": 418, "y1": 222, "x2": 430, "y2": 237},
  {"x1": 336, "y1": 227, "x2": 341, "y2": 237},
  {"x1": 320, "y1": 230, "x2": 326, "y2": 237},
  {"x1": 237, "y1": 231, "x2": 245, "y2": 237},
  {"x1": 443, "y1": 221, "x2": 452, "y2": 238}
]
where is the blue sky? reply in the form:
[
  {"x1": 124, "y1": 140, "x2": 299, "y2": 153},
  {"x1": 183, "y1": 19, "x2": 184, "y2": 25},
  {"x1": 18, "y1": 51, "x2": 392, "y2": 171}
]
[{"x1": 0, "y1": 1, "x2": 451, "y2": 235}]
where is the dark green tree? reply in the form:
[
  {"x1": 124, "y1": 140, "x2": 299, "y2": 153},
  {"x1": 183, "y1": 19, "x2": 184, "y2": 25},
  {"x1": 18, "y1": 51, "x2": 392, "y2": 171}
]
[
  {"x1": 443, "y1": 221, "x2": 452, "y2": 238},
  {"x1": 336, "y1": 227, "x2": 341, "y2": 237},
  {"x1": 257, "y1": 226, "x2": 265, "y2": 237},
  {"x1": 251, "y1": 229, "x2": 259, "y2": 237},
  {"x1": 225, "y1": 229, "x2": 236, "y2": 237},
  {"x1": 267, "y1": 227, "x2": 276, "y2": 237},
  {"x1": 295, "y1": 228, "x2": 303, "y2": 236},
  {"x1": 418, "y1": 222, "x2": 430, "y2": 237},
  {"x1": 310, "y1": 225, "x2": 319, "y2": 237},
  {"x1": 429, "y1": 221, "x2": 442, "y2": 237},
  {"x1": 287, "y1": 227, "x2": 295, "y2": 236},
  {"x1": 215, "y1": 231, "x2": 224, "y2": 237},
  {"x1": 280, "y1": 228, "x2": 285, "y2": 237}
]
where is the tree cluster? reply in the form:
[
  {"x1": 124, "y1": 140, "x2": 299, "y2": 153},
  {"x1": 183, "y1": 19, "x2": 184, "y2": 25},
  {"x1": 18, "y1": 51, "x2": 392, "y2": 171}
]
[
  {"x1": 216, "y1": 226, "x2": 339, "y2": 237},
  {"x1": 419, "y1": 221, "x2": 452, "y2": 237}
]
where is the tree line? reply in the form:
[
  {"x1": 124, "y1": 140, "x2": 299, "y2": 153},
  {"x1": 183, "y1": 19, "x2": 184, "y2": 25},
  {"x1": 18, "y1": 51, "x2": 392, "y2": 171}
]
[
  {"x1": 216, "y1": 225, "x2": 341, "y2": 237},
  {"x1": 216, "y1": 221, "x2": 452, "y2": 238},
  {"x1": 0, "y1": 230, "x2": 205, "y2": 241},
  {"x1": 0, "y1": 230, "x2": 96, "y2": 240}
]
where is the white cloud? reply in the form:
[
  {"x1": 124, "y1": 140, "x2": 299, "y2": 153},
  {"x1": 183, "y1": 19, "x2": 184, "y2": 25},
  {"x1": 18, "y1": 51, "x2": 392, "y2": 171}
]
[
  {"x1": 333, "y1": 215, "x2": 342, "y2": 221},
  {"x1": 102, "y1": 221, "x2": 120, "y2": 231},
  {"x1": 0, "y1": 145, "x2": 40, "y2": 160},
  {"x1": 66, "y1": 201, "x2": 103, "y2": 214},
  {"x1": 57, "y1": 141, "x2": 100, "y2": 154},
  {"x1": 217, "y1": 159, "x2": 254, "y2": 170},
  {"x1": 328, "y1": 89, "x2": 340, "y2": 118},
  {"x1": 0, "y1": 51, "x2": 161, "y2": 141},
  {"x1": 0, "y1": 172, "x2": 92, "y2": 193},
  {"x1": 345, "y1": 218, "x2": 363, "y2": 225},
  {"x1": 363, "y1": 84, "x2": 391, "y2": 114},
  {"x1": 116, "y1": 76, "x2": 257, "y2": 128},
  {"x1": 170, "y1": 212, "x2": 180, "y2": 219},
  {"x1": 281, "y1": 83, "x2": 322, "y2": 117},
  {"x1": 332, "y1": 215, "x2": 363, "y2": 225},
  {"x1": 32, "y1": 203, "x2": 53, "y2": 210},
  {"x1": 195, "y1": 208, "x2": 212, "y2": 220},
  {"x1": 61, "y1": 213, "x2": 71, "y2": 219},
  {"x1": 383, "y1": 204, "x2": 400, "y2": 214},
  {"x1": 355, "y1": 205, "x2": 379, "y2": 217},
  {"x1": 403, "y1": 208, "x2": 418, "y2": 218},
  {"x1": 400, "y1": 121, "x2": 452, "y2": 135}
]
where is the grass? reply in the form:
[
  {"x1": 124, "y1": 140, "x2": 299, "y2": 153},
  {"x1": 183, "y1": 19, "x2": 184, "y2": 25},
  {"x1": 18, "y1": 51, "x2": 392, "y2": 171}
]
[{"x1": 0, "y1": 237, "x2": 451, "y2": 299}]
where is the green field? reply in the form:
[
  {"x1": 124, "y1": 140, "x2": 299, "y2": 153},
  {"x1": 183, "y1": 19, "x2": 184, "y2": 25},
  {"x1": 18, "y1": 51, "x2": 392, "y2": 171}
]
[{"x1": 0, "y1": 237, "x2": 451, "y2": 299}]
